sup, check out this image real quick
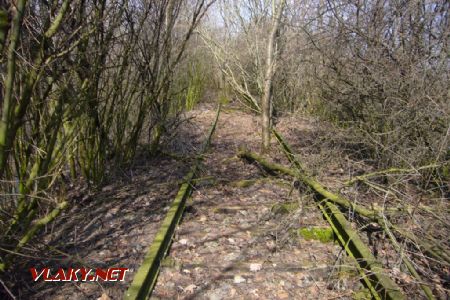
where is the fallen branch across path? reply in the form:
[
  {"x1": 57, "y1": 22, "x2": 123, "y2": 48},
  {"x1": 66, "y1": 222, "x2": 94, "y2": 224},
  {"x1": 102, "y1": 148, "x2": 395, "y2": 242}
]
[
  {"x1": 238, "y1": 150, "x2": 377, "y2": 218},
  {"x1": 271, "y1": 129, "x2": 450, "y2": 266},
  {"x1": 238, "y1": 149, "x2": 405, "y2": 300},
  {"x1": 241, "y1": 148, "x2": 445, "y2": 299},
  {"x1": 243, "y1": 128, "x2": 444, "y2": 299},
  {"x1": 124, "y1": 105, "x2": 221, "y2": 300}
]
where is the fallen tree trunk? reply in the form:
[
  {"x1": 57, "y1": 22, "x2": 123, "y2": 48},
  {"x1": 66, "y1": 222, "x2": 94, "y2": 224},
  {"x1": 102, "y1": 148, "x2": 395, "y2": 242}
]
[
  {"x1": 273, "y1": 129, "x2": 449, "y2": 299},
  {"x1": 238, "y1": 150, "x2": 405, "y2": 300},
  {"x1": 238, "y1": 150, "x2": 377, "y2": 218},
  {"x1": 240, "y1": 133, "x2": 447, "y2": 299},
  {"x1": 238, "y1": 148, "x2": 450, "y2": 266},
  {"x1": 276, "y1": 127, "x2": 450, "y2": 266}
]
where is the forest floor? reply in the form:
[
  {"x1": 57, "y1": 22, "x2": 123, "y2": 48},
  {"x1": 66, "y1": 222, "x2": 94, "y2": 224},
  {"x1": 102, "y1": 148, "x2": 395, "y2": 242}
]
[
  {"x1": 151, "y1": 106, "x2": 361, "y2": 300},
  {"x1": 12, "y1": 104, "x2": 448, "y2": 299}
]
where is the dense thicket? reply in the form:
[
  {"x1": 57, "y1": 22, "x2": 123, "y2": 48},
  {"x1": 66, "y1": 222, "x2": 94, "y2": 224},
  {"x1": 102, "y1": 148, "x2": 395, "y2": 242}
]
[
  {"x1": 203, "y1": 0, "x2": 448, "y2": 172},
  {"x1": 0, "y1": 0, "x2": 213, "y2": 271},
  {"x1": 305, "y1": 0, "x2": 449, "y2": 170},
  {"x1": 0, "y1": 0, "x2": 448, "y2": 282}
]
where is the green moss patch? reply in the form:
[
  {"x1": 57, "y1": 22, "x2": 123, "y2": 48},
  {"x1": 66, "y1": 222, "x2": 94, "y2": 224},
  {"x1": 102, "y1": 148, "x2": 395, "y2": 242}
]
[{"x1": 296, "y1": 226, "x2": 335, "y2": 243}]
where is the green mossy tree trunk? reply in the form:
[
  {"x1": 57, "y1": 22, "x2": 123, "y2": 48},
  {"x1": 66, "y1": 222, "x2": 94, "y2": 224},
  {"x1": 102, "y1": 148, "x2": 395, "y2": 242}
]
[{"x1": 0, "y1": 0, "x2": 27, "y2": 177}]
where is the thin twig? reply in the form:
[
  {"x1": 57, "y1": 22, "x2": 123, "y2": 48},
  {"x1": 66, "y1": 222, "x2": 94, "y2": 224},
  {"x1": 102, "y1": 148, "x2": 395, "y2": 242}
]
[{"x1": 0, "y1": 278, "x2": 16, "y2": 300}]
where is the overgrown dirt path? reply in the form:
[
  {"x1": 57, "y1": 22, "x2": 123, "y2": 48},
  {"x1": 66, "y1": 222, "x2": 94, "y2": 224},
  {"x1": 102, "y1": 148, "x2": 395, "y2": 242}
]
[
  {"x1": 21, "y1": 105, "x2": 363, "y2": 299},
  {"x1": 152, "y1": 107, "x2": 358, "y2": 299}
]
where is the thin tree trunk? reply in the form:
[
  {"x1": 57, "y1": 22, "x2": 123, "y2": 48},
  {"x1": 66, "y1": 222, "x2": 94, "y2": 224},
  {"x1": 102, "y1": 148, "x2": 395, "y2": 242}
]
[
  {"x1": 149, "y1": 0, "x2": 175, "y2": 155},
  {"x1": 261, "y1": 0, "x2": 285, "y2": 152},
  {"x1": 0, "y1": 0, "x2": 27, "y2": 177}
]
